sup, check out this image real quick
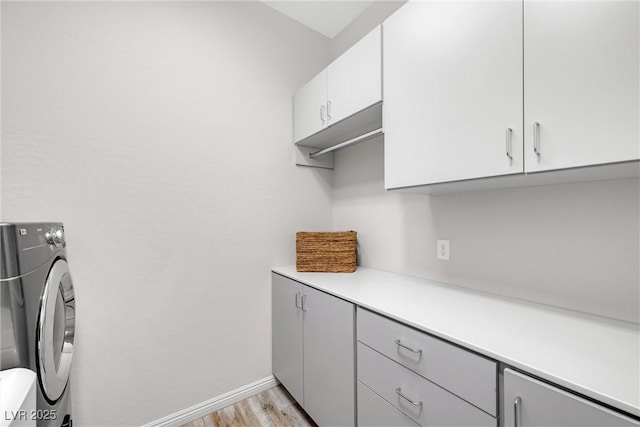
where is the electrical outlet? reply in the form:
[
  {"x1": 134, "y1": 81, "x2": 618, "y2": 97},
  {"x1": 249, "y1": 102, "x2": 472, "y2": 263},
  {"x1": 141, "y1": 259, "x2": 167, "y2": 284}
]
[{"x1": 437, "y1": 239, "x2": 450, "y2": 261}]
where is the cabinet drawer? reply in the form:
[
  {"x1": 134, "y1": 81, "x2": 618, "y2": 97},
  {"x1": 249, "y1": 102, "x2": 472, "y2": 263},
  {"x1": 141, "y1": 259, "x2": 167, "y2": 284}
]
[
  {"x1": 358, "y1": 381, "x2": 419, "y2": 427},
  {"x1": 358, "y1": 342, "x2": 497, "y2": 427},
  {"x1": 357, "y1": 308, "x2": 497, "y2": 416}
]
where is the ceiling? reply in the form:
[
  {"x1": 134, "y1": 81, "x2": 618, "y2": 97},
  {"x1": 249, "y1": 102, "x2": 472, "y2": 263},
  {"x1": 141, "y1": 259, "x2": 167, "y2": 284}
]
[{"x1": 263, "y1": 1, "x2": 375, "y2": 38}]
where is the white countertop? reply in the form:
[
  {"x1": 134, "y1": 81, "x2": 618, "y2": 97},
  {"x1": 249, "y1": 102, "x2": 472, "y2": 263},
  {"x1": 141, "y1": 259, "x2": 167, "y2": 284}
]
[{"x1": 272, "y1": 265, "x2": 640, "y2": 418}]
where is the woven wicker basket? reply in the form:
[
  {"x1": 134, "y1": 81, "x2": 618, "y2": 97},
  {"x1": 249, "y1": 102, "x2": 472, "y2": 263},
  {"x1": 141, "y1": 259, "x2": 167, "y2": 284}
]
[{"x1": 296, "y1": 231, "x2": 357, "y2": 273}]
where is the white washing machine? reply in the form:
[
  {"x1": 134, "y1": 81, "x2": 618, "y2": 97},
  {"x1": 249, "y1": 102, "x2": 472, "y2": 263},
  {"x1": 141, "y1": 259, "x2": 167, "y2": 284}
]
[{"x1": 1, "y1": 223, "x2": 75, "y2": 427}]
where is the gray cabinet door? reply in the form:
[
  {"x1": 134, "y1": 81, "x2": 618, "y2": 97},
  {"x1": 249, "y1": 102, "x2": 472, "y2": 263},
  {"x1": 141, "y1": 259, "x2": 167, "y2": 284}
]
[
  {"x1": 503, "y1": 369, "x2": 639, "y2": 427},
  {"x1": 272, "y1": 273, "x2": 304, "y2": 405},
  {"x1": 303, "y1": 285, "x2": 355, "y2": 426}
]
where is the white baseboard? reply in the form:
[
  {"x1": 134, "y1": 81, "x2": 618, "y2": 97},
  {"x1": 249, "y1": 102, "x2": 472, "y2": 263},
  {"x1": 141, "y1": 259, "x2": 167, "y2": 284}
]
[{"x1": 144, "y1": 375, "x2": 279, "y2": 427}]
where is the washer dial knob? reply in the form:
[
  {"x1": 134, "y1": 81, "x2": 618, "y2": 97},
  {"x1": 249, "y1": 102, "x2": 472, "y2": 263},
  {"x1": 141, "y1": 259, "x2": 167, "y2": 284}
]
[
  {"x1": 46, "y1": 228, "x2": 65, "y2": 248},
  {"x1": 54, "y1": 229, "x2": 65, "y2": 248}
]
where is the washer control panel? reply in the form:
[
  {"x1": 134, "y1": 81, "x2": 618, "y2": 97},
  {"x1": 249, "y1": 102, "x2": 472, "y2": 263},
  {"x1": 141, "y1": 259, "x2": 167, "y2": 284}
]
[{"x1": 1, "y1": 223, "x2": 65, "y2": 279}]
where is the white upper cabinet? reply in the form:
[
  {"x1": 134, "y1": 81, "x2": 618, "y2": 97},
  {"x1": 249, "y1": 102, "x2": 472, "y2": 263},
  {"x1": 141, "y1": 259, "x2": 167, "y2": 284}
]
[
  {"x1": 384, "y1": 0, "x2": 639, "y2": 192},
  {"x1": 523, "y1": 0, "x2": 640, "y2": 173},
  {"x1": 293, "y1": 69, "x2": 328, "y2": 143},
  {"x1": 293, "y1": 25, "x2": 382, "y2": 149},
  {"x1": 327, "y1": 26, "x2": 382, "y2": 125},
  {"x1": 384, "y1": 1, "x2": 524, "y2": 189}
]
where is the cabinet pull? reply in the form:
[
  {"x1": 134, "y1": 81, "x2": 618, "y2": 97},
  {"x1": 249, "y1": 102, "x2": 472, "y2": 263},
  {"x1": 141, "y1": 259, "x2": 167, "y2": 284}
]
[
  {"x1": 327, "y1": 100, "x2": 332, "y2": 120},
  {"x1": 301, "y1": 294, "x2": 308, "y2": 312},
  {"x1": 533, "y1": 122, "x2": 541, "y2": 156},
  {"x1": 506, "y1": 128, "x2": 513, "y2": 159},
  {"x1": 295, "y1": 292, "x2": 301, "y2": 309},
  {"x1": 395, "y1": 339, "x2": 422, "y2": 355},
  {"x1": 396, "y1": 387, "x2": 423, "y2": 407},
  {"x1": 320, "y1": 105, "x2": 326, "y2": 124},
  {"x1": 514, "y1": 396, "x2": 522, "y2": 427}
]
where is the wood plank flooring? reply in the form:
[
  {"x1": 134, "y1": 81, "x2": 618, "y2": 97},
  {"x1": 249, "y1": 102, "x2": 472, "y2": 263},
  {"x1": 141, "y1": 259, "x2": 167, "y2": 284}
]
[{"x1": 181, "y1": 385, "x2": 317, "y2": 427}]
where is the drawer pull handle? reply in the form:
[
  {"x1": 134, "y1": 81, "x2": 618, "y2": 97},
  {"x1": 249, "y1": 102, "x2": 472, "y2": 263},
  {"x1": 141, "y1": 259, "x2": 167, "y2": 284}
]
[
  {"x1": 396, "y1": 387, "x2": 422, "y2": 407},
  {"x1": 395, "y1": 339, "x2": 422, "y2": 355},
  {"x1": 514, "y1": 396, "x2": 522, "y2": 427}
]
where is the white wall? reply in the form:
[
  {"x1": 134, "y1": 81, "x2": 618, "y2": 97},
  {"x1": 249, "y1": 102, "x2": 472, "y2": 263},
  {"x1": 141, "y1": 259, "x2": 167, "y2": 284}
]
[
  {"x1": 331, "y1": 0, "x2": 406, "y2": 58},
  {"x1": 332, "y1": 138, "x2": 639, "y2": 323},
  {"x1": 1, "y1": 2, "x2": 332, "y2": 425}
]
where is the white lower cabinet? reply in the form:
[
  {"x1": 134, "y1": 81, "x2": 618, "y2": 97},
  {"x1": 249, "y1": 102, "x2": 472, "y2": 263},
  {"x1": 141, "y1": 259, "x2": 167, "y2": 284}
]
[
  {"x1": 503, "y1": 369, "x2": 639, "y2": 427},
  {"x1": 273, "y1": 272, "x2": 639, "y2": 426},
  {"x1": 271, "y1": 273, "x2": 355, "y2": 426}
]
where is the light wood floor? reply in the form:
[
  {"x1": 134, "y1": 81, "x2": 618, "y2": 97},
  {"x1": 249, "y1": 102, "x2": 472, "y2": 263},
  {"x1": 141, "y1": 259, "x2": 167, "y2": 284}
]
[{"x1": 181, "y1": 385, "x2": 317, "y2": 427}]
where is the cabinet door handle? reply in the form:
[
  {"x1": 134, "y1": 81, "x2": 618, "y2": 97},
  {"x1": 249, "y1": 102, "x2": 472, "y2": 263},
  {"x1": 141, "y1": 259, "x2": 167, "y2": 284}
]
[
  {"x1": 301, "y1": 294, "x2": 308, "y2": 312},
  {"x1": 396, "y1": 387, "x2": 423, "y2": 407},
  {"x1": 320, "y1": 105, "x2": 326, "y2": 124},
  {"x1": 514, "y1": 396, "x2": 522, "y2": 427},
  {"x1": 506, "y1": 128, "x2": 513, "y2": 159},
  {"x1": 327, "y1": 100, "x2": 332, "y2": 120},
  {"x1": 533, "y1": 122, "x2": 541, "y2": 156},
  {"x1": 395, "y1": 339, "x2": 422, "y2": 355},
  {"x1": 295, "y1": 292, "x2": 301, "y2": 309}
]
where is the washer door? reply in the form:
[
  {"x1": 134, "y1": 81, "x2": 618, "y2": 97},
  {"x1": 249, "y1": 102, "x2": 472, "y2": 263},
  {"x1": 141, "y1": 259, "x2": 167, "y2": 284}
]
[{"x1": 37, "y1": 259, "x2": 75, "y2": 402}]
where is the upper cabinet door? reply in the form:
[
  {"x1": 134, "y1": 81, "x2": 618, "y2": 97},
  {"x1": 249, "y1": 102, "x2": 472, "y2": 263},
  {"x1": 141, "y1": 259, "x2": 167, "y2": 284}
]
[
  {"x1": 384, "y1": 1, "x2": 523, "y2": 189},
  {"x1": 524, "y1": 1, "x2": 639, "y2": 172},
  {"x1": 293, "y1": 69, "x2": 328, "y2": 143},
  {"x1": 327, "y1": 26, "x2": 382, "y2": 125}
]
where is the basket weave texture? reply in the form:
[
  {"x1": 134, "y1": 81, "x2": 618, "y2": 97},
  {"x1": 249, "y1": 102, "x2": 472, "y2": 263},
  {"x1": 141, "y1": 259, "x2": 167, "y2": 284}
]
[{"x1": 296, "y1": 231, "x2": 357, "y2": 273}]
